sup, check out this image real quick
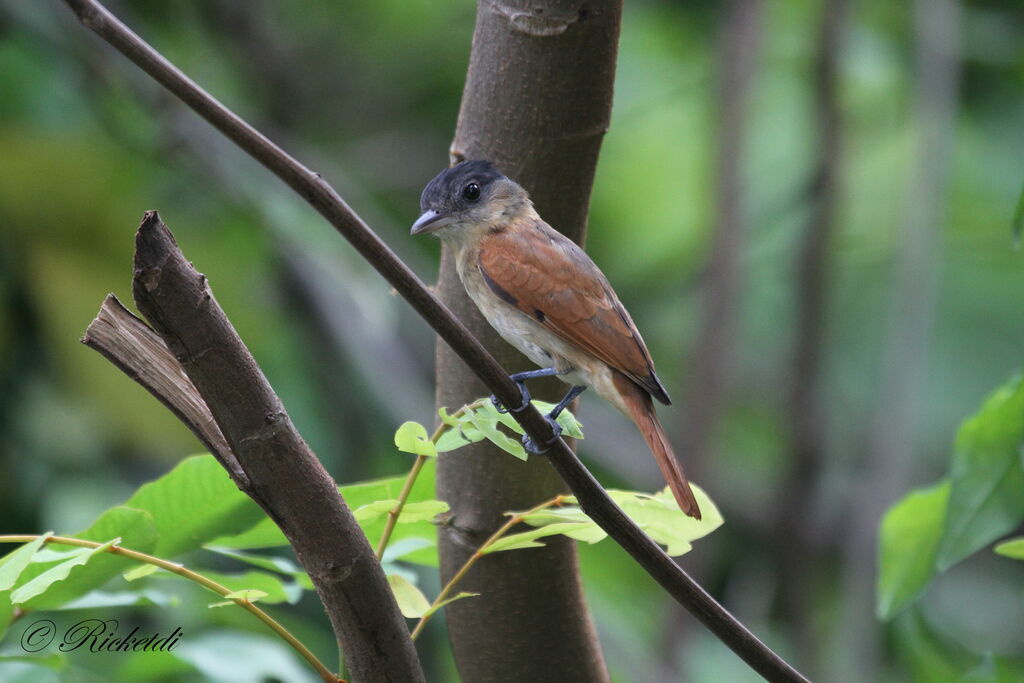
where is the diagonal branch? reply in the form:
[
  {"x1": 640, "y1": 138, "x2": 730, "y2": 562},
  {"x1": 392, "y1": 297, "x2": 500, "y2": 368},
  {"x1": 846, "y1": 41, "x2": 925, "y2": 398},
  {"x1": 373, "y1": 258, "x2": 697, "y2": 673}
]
[{"x1": 60, "y1": 1, "x2": 808, "y2": 679}]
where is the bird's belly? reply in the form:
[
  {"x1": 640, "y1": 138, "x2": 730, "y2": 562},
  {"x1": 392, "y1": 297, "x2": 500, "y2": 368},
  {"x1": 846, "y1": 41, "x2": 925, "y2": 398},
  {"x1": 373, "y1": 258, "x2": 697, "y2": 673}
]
[{"x1": 459, "y1": 266, "x2": 608, "y2": 393}]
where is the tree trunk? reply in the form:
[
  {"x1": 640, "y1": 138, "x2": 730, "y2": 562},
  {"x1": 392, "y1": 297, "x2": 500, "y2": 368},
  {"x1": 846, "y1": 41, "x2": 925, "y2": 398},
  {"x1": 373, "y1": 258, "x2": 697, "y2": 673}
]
[{"x1": 435, "y1": 1, "x2": 621, "y2": 680}]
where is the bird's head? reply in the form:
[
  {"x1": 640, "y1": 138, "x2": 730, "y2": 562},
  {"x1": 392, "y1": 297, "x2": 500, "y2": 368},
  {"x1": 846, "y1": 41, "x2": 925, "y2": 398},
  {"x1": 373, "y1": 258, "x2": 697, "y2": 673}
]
[{"x1": 410, "y1": 160, "x2": 531, "y2": 239}]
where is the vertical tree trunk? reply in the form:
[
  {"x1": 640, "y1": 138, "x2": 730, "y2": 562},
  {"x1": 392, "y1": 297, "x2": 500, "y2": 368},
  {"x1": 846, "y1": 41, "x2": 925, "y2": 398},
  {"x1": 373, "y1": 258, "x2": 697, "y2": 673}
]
[{"x1": 434, "y1": 2, "x2": 621, "y2": 680}]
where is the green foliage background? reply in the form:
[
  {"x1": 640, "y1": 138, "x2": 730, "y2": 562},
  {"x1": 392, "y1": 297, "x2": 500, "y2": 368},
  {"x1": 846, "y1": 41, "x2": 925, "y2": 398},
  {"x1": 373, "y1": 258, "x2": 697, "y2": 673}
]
[{"x1": 1, "y1": 0, "x2": 1022, "y2": 681}]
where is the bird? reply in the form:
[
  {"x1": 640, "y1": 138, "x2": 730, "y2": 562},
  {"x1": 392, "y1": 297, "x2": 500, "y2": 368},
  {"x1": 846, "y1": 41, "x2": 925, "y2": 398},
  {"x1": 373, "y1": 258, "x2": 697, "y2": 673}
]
[{"x1": 411, "y1": 160, "x2": 701, "y2": 520}]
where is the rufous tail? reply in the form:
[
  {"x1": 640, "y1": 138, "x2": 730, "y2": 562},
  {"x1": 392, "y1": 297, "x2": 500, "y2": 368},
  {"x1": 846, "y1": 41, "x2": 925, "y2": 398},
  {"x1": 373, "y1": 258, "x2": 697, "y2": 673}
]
[{"x1": 613, "y1": 372, "x2": 701, "y2": 520}]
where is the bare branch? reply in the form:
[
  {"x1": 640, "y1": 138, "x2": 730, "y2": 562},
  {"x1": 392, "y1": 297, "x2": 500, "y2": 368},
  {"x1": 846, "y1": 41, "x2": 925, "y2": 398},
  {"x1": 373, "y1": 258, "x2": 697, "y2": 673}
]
[
  {"x1": 81, "y1": 295, "x2": 245, "y2": 485},
  {"x1": 61, "y1": 1, "x2": 808, "y2": 679},
  {"x1": 124, "y1": 212, "x2": 423, "y2": 682}
]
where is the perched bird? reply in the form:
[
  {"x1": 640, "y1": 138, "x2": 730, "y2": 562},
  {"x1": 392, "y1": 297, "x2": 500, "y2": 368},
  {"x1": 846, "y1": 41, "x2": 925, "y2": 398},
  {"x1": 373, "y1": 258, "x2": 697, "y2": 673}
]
[{"x1": 412, "y1": 160, "x2": 701, "y2": 520}]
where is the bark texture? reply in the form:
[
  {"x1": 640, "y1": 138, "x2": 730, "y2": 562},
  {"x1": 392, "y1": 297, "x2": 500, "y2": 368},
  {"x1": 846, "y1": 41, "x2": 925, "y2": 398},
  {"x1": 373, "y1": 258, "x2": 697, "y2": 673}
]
[
  {"x1": 436, "y1": 1, "x2": 621, "y2": 680},
  {"x1": 126, "y1": 212, "x2": 425, "y2": 683}
]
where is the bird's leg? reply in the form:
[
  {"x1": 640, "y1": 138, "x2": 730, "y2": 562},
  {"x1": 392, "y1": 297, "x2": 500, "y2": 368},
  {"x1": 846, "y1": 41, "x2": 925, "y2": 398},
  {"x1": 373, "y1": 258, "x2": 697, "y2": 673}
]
[
  {"x1": 521, "y1": 385, "x2": 586, "y2": 454},
  {"x1": 490, "y1": 367, "x2": 560, "y2": 414},
  {"x1": 548, "y1": 385, "x2": 586, "y2": 420}
]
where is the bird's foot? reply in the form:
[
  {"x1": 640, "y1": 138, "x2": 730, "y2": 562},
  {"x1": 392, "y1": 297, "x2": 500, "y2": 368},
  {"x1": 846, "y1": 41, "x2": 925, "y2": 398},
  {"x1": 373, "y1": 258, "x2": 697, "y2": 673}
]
[
  {"x1": 491, "y1": 381, "x2": 531, "y2": 414},
  {"x1": 522, "y1": 414, "x2": 562, "y2": 454}
]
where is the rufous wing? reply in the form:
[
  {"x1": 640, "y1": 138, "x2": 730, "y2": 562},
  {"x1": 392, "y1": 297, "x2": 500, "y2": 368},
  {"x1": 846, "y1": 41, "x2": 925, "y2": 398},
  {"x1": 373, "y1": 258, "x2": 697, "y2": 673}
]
[{"x1": 477, "y1": 219, "x2": 671, "y2": 405}]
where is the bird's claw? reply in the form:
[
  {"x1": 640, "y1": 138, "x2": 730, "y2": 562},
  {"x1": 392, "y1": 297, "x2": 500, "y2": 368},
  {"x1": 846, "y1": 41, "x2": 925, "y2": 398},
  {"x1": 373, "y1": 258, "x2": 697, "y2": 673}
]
[
  {"x1": 491, "y1": 382, "x2": 531, "y2": 414},
  {"x1": 522, "y1": 415, "x2": 563, "y2": 454}
]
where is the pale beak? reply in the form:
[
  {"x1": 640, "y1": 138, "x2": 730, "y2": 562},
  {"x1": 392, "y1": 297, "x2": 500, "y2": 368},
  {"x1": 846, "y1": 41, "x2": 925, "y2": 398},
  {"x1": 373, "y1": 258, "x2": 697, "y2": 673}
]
[{"x1": 410, "y1": 209, "x2": 451, "y2": 235}]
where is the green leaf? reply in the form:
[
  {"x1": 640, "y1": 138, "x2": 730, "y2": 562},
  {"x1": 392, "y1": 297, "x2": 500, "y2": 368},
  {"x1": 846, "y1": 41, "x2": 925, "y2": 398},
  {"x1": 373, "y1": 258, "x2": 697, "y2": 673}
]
[
  {"x1": 465, "y1": 405, "x2": 527, "y2": 460},
  {"x1": 422, "y1": 591, "x2": 478, "y2": 619},
  {"x1": 381, "y1": 538, "x2": 435, "y2": 564},
  {"x1": 353, "y1": 500, "x2": 449, "y2": 526},
  {"x1": 994, "y1": 537, "x2": 1024, "y2": 560},
  {"x1": 0, "y1": 534, "x2": 52, "y2": 591},
  {"x1": 484, "y1": 522, "x2": 605, "y2": 553},
  {"x1": 1013, "y1": 179, "x2": 1024, "y2": 246},
  {"x1": 435, "y1": 423, "x2": 485, "y2": 452},
  {"x1": 435, "y1": 406, "x2": 486, "y2": 452},
  {"x1": 608, "y1": 486, "x2": 723, "y2": 556},
  {"x1": 0, "y1": 653, "x2": 67, "y2": 670},
  {"x1": 204, "y1": 547, "x2": 303, "y2": 575},
  {"x1": 387, "y1": 573, "x2": 430, "y2": 618},
  {"x1": 876, "y1": 480, "x2": 950, "y2": 621},
  {"x1": 210, "y1": 588, "x2": 270, "y2": 608},
  {"x1": 122, "y1": 454, "x2": 268, "y2": 558},
  {"x1": 394, "y1": 421, "x2": 437, "y2": 457},
  {"x1": 438, "y1": 406, "x2": 461, "y2": 427},
  {"x1": 487, "y1": 484, "x2": 723, "y2": 556},
  {"x1": 210, "y1": 460, "x2": 443, "y2": 566},
  {"x1": 12, "y1": 538, "x2": 119, "y2": 604},
  {"x1": 58, "y1": 589, "x2": 179, "y2": 610},
  {"x1": 123, "y1": 564, "x2": 160, "y2": 582},
  {"x1": 894, "y1": 607, "x2": 976, "y2": 681},
  {"x1": 17, "y1": 507, "x2": 159, "y2": 610},
  {"x1": 0, "y1": 590, "x2": 12, "y2": 641},
  {"x1": 937, "y1": 376, "x2": 1024, "y2": 571},
  {"x1": 161, "y1": 569, "x2": 298, "y2": 605},
  {"x1": 166, "y1": 631, "x2": 314, "y2": 682}
]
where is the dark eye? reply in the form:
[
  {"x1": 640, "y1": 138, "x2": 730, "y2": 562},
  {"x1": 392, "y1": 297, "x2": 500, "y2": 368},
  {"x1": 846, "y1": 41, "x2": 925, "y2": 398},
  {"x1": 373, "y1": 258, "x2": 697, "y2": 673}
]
[{"x1": 462, "y1": 182, "x2": 481, "y2": 201}]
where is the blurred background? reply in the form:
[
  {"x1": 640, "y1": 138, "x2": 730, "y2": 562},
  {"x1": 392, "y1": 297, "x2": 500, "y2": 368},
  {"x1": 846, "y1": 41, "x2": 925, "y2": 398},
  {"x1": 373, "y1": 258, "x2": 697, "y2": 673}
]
[{"x1": 1, "y1": 0, "x2": 1022, "y2": 681}]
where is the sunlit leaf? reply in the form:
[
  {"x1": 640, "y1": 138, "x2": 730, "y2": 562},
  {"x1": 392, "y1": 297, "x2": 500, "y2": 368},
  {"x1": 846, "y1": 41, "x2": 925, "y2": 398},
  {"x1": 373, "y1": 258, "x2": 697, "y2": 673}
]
[
  {"x1": 169, "y1": 631, "x2": 315, "y2": 682},
  {"x1": 204, "y1": 547, "x2": 302, "y2": 574},
  {"x1": 0, "y1": 591, "x2": 12, "y2": 641},
  {"x1": 123, "y1": 564, "x2": 160, "y2": 582},
  {"x1": 17, "y1": 507, "x2": 158, "y2": 611},
  {"x1": 876, "y1": 480, "x2": 950, "y2": 621},
  {"x1": 435, "y1": 423, "x2": 485, "y2": 452},
  {"x1": 162, "y1": 569, "x2": 298, "y2": 605},
  {"x1": 394, "y1": 421, "x2": 437, "y2": 457},
  {"x1": 387, "y1": 573, "x2": 430, "y2": 618},
  {"x1": 486, "y1": 485, "x2": 723, "y2": 556},
  {"x1": 994, "y1": 537, "x2": 1024, "y2": 560},
  {"x1": 489, "y1": 400, "x2": 584, "y2": 440},
  {"x1": 209, "y1": 589, "x2": 269, "y2": 608},
  {"x1": 484, "y1": 522, "x2": 605, "y2": 553},
  {"x1": 0, "y1": 653, "x2": 67, "y2": 670},
  {"x1": 381, "y1": 538, "x2": 435, "y2": 564},
  {"x1": 209, "y1": 461, "x2": 442, "y2": 566},
  {"x1": 422, "y1": 591, "x2": 478, "y2": 618},
  {"x1": 353, "y1": 500, "x2": 449, "y2": 526},
  {"x1": 465, "y1": 406, "x2": 527, "y2": 460},
  {"x1": 937, "y1": 376, "x2": 1024, "y2": 571},
  {"x1": 123, "y1": 454, "x2": 268, "y2": 558},
  {"x1": 537, "y1": 485, "x2": 724, "y2": 557},
  {"x1": 12, "y1": 538, "x2": 118, "y2": 604},
  {"x1": 0, "y1": 533, "x2": 52, "y2": 591},
  {"x1": 58, "y1": 589, "x2": 178, "y2": 610}
]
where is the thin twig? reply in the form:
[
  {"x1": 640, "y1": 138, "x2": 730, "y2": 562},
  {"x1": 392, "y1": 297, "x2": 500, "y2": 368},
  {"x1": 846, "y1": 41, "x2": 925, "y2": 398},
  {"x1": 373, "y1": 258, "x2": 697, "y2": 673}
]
[
  {"x1": 0, "y1": 535, "x2": 342, "y2": 683},
  {"x1": 60, "y1": 1, "x2": 808, "y2": 679},
  {"x1": 410, "y1": 495, "x2": 565, "y2": 641},
  {"x1": 376, "y1": 400, "x2": 485, "y2": 560}
]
